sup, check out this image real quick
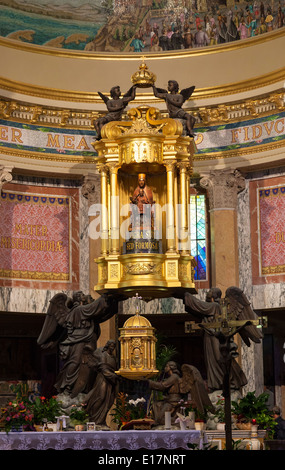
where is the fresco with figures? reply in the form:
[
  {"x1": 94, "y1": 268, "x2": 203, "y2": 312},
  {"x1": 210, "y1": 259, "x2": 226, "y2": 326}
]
[{"x1": 0, "y1": 0, "x2": 284, "y2": 51}]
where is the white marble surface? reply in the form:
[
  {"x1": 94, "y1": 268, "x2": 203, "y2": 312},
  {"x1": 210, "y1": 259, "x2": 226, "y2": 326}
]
[{"x1": 122, "y1": 297, "x2": 186, "y2": 315}]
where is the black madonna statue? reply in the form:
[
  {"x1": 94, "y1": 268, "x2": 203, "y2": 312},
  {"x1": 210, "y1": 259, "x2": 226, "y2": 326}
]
[
  {"x1": 37, "y1": 291, "x2": 120, "y2": 401},
  {"x1": 124, "y1": 173, "x2": 161, "y2": 255},
  {"x1": 152, "y1": 80, "x2": 196, "y2": 137},
  {"x1": 129, "y1": 173, "x2": 155, "y2": 232},
  {"x1": 94, "y1": 84, "x2": 137, "y2": 140}
]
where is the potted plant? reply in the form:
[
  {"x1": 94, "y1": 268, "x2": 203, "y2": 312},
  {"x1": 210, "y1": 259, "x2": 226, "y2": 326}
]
[
  {"x1": 31, "y1": 396, "x2": 63, "y2": 430},
  {"x1": 178, "y1": 399, "x2": 196, "y2": 429},
  {"x1": 194, "y1": 409, "x2": 207, "y2": 431},
  {"x1": 0, "y1": 400, "x2": 34, "y2": 433},
  {"x1": 231, "y1": 391, "x2": 271, "y2": 430},
  {"x1": 69, "y1": 404, "x2": 89, "y2": 431}
]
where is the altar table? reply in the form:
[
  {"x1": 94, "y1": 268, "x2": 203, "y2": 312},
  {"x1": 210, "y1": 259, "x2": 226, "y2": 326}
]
[{"x1": 0, "y1": 429, "x2": 206, "y2": 451}]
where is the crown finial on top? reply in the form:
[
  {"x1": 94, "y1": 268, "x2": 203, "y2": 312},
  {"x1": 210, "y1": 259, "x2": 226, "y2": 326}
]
[{"x1": 131, "y1": 60, "x2": 156, "y2": 88}]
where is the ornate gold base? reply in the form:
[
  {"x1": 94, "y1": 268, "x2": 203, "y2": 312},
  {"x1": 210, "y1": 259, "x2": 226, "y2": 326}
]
[
  {"x1": 95, "y1": 252, "x2": 197, "y2": 299},
  {"x1": 115, "y1": 369, "x2": 159, "y2": 380}
]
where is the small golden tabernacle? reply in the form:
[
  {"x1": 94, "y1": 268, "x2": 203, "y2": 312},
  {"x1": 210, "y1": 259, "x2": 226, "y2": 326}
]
[{"x1": 116, "y1": 294, "x2": 159, "y2": 380}]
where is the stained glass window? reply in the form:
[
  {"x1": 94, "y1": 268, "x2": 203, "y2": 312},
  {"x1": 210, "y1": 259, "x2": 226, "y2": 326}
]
[{"x1": 190, "y1": 194, "x2": 207, "y2": 281}]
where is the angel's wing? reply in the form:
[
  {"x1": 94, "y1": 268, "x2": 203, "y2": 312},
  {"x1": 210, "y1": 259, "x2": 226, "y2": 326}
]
[
  {"x1": 179, "y1": 364, "x2": 214, "y2": 413},
  {"x1": 225, "y1": 286, "x2": 263, "y2": 346},
  {"x1": 98, "y1": 91, "x2": 109, "y2": 104},
  {"x1": 180, "y1": 85, "x2": 195, "y2": 102},
  {"x1": 37, "y1": 293, "x2": 70, "y2": 348}
]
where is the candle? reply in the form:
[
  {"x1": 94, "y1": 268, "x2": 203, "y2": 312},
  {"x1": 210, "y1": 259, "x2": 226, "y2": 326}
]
[{"x1": 165, "y1": 411, "x2": 171, "y2": 429}]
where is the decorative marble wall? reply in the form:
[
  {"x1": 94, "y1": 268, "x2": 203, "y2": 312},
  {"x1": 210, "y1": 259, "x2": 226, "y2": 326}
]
[
  {"x1": 0, "y1": 175, "x2": 89, "y2": 313},
  {"x1": 121, "y1": 296, "x2": 186, "y2": 316},
  {"x1": 238, "y1": 167, "x2": 285, "y2": 310},
  {"x1": 237, "y1": 166, "x2": 285, "y2": 395}
]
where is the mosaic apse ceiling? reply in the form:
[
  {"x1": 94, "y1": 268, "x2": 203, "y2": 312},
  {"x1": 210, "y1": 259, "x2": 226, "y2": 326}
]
[{"x1": 0, "y1": 0, "x2": 284, "y2": 52}]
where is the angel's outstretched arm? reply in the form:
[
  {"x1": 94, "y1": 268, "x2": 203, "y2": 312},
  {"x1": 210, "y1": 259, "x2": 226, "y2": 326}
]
[
  {"x1": 152, "y1": 85, "x2": 168, "y2": 99},
  {"x1": 122, "y1": 85, "x2": 137, "y2": 103}
]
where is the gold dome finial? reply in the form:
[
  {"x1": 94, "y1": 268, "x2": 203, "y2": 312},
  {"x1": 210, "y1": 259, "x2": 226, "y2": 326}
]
[{"x1": 131, "y1": 58, "x2": 156, "y2": 88}]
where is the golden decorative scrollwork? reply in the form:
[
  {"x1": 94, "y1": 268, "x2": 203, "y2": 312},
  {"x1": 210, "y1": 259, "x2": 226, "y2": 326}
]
[{"x1": 0, "y1": 91, "x2": 284, "y2": 129}]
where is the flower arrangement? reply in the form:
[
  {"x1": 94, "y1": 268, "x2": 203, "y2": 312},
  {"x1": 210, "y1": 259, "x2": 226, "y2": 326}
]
[
  {"x1": 178, "y1": 399, "x2": 196, "y2": 415},
  {"x1": 0, "y1": 400, "x2": 34, "y2": 433},
  {"x1": 31, "y1": 396, "x2": 63, "y2": 424},
  {"x1": 231, "y1": 390, "x2": 277, "y2": 436},
  {"x1": 111, "y1": 392, "x2": 148, "y2": 428},
  {"x1": 69, "y1": 404, "x2": 89, "y2": 425},
  {"x1": 195, "y1": 409, "x2": 207, "y2": 423}
]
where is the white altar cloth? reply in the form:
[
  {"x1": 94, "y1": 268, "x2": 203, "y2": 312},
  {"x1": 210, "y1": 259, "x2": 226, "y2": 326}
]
[{"x1": 0, "y1": 430, "x2": 207, "y2": 451}]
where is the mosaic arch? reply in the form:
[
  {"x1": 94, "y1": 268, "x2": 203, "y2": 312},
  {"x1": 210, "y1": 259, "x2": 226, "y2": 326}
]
[{"x1": 0, "y1": 0, "x2": 284, "y2": 51}]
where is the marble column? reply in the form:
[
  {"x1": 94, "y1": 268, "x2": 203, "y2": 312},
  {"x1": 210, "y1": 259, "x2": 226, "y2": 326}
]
[
  {"x1": 200, "y1": 169, "x2": 245, "y2": 293},
  {"x1": 82, "y1": 173, "x2": 101, "y2": 297},
  {"x1": 82, "y1": 172, "x2": 116, "y2": 347}
]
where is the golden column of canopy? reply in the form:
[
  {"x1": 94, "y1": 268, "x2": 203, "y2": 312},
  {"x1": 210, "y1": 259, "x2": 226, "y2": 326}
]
[
  {"x1": 115, "y1": 294, "x2": 159, "y2": 380},
  {"x1": 92, "y1": 63, "x2": 197, "y2": 300}
]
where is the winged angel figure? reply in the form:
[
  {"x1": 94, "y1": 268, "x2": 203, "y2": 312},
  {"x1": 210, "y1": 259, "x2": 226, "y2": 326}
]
[
  {"x1": 93, "y1": 84, "x2": 137, "y2": 140},
  {"x1": 180, "y1": 286, "x2": 263, "y2": 392},
  {"x1": 148, "y1": 360, "x2": 214, "y2": 424},
  {"x1": 152, "y1": 81, "x2": 196, "y2": 137},
  {"x1": 37, "y1": 292, "x2": 119, "y2": 398}
]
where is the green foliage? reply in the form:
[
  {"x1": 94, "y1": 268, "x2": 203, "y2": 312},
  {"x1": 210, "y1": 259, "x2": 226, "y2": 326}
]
[
  {"x1": 195, "y1": 407, "x2": 211, "y2": 423},
  {"x1": 31, "y1": 396, "x2": 63, "y2": 424},
  {"x1": 256, "y1": 412, "x2": 277, "y2": 439},
  {"x1": 155, "y1": 335, "x2": 178, "y2": 374},
  {"x1": 231, "y1": 391, "x2": 270, "y2": 422},
  {"x1": 69, "y1": 404, "x2": 89, "y2": 424},
  {"x1": 231, "y1": 390, "x2": 276, "y2": 437},
  {"x1": 231, "y1": 439, "x2": 244, "y2": 450}
]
